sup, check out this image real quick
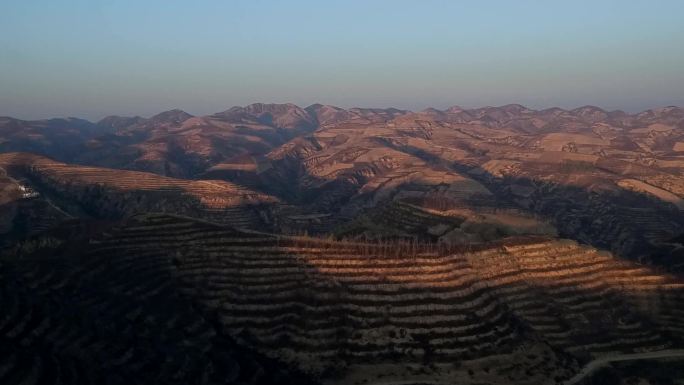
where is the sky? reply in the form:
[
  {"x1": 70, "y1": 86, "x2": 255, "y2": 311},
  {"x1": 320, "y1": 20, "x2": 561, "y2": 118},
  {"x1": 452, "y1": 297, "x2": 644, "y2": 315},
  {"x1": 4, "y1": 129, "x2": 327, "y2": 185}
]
[{"x1": 1, "y1": 0, "x2": 683, "y2": 120}]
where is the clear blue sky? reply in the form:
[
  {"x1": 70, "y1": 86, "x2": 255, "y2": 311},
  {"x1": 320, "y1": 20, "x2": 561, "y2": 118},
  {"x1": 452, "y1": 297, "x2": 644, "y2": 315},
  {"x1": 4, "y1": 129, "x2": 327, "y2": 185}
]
[{"x1": 1, "y1": 0, "x2": 683, "y2": 120}]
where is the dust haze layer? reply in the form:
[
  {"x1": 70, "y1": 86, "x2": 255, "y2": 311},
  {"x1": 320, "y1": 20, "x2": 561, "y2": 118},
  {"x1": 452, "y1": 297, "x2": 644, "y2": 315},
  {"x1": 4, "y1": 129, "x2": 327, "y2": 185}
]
[{"x1": 3, "y1": 1, "x2": 684, "y2": 120}]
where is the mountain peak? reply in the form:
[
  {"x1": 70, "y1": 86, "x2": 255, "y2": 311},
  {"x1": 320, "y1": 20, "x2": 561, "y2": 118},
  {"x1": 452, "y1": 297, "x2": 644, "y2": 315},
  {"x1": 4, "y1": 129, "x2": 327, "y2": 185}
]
[
  {"x1": 149, "y1": 109, "x2": 193, "y2": 124},
  {"x1": 421, "y1": 107, "x2": 444, "y2": 114},
  {"x1": 571, "y1": 105, "x2": 606, "y2": 113},
  {"x1": 214, "y1": 103, "x2": 316, "y2": 130},
  {"x1": 242, "y1": 103, "x2": 301, "y2": 114},
  {"x1": 445, "y1": 105, "x2": 465, "y2": 114},
  {"x1": 500, "y1": 104, "x2": 531, "y2": 114}
]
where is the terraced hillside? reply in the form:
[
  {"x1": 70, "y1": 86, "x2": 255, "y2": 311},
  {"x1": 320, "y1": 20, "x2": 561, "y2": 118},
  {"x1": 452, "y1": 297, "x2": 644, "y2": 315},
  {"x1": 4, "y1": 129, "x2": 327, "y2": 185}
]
[
  {"x1": 0, "y1": 221, "x2": 318, "y2": 385},
  {"x1": 229, "y1": 104, "x2": 684, "y2": 269},
  {"x1": 0, "y1": 165, "x2": 74, "y2": 247},
  {"x1": 2, "y1": 103, "x2": 684, "y2": 384},
  {"x1": 463, "y1": 157, "x2": 684, "y2": 267},
  {"x1": 3, "y1": 104, "x2": 684, "y2": 269},
  {"x1": 0, "y1": 153, "x2": 278, "y2": 231},
  {"x1": 5, "y1": 214, "x2": 682, "y2": 385}
]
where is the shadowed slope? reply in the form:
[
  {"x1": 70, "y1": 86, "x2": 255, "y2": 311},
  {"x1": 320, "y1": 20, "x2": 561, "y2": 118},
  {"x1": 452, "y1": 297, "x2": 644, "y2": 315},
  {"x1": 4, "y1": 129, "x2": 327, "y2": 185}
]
[{"x1": 0, "y1": 217, "x2": 318, "y2": 385}]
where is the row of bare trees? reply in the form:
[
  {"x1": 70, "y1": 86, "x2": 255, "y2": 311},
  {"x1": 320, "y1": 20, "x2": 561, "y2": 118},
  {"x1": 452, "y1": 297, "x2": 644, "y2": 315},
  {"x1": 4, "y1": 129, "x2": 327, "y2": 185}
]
[{"x1": 274, "y1": 231, "x2": 502, "y2": 258}]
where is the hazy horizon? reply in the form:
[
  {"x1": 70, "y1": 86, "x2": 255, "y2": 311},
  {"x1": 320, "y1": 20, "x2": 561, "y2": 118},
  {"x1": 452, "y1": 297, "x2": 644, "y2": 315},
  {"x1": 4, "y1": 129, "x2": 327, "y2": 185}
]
[
  {"x1": 2, "y1": 0, "x2": 683, "y2": 120},
  {"x1": 4, "y1": 101, "x2": 684, "y2": 123}
]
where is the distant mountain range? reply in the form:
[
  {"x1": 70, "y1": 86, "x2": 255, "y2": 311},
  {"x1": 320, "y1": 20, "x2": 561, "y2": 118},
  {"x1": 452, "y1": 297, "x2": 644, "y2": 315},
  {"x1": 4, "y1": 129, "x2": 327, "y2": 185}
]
[
  {"x1": 2, "y1": 103, "x2": 682, "y2": 176},
  {"x1": 4, "y1": 103, "x2": 683, "y2": 133}
]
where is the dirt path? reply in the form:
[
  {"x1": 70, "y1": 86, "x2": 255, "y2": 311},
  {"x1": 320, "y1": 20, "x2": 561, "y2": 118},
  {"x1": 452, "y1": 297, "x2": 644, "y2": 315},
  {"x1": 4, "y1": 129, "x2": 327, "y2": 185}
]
[{"x1": 564, "y1": 349, "x2": 684, "y2": 385}]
